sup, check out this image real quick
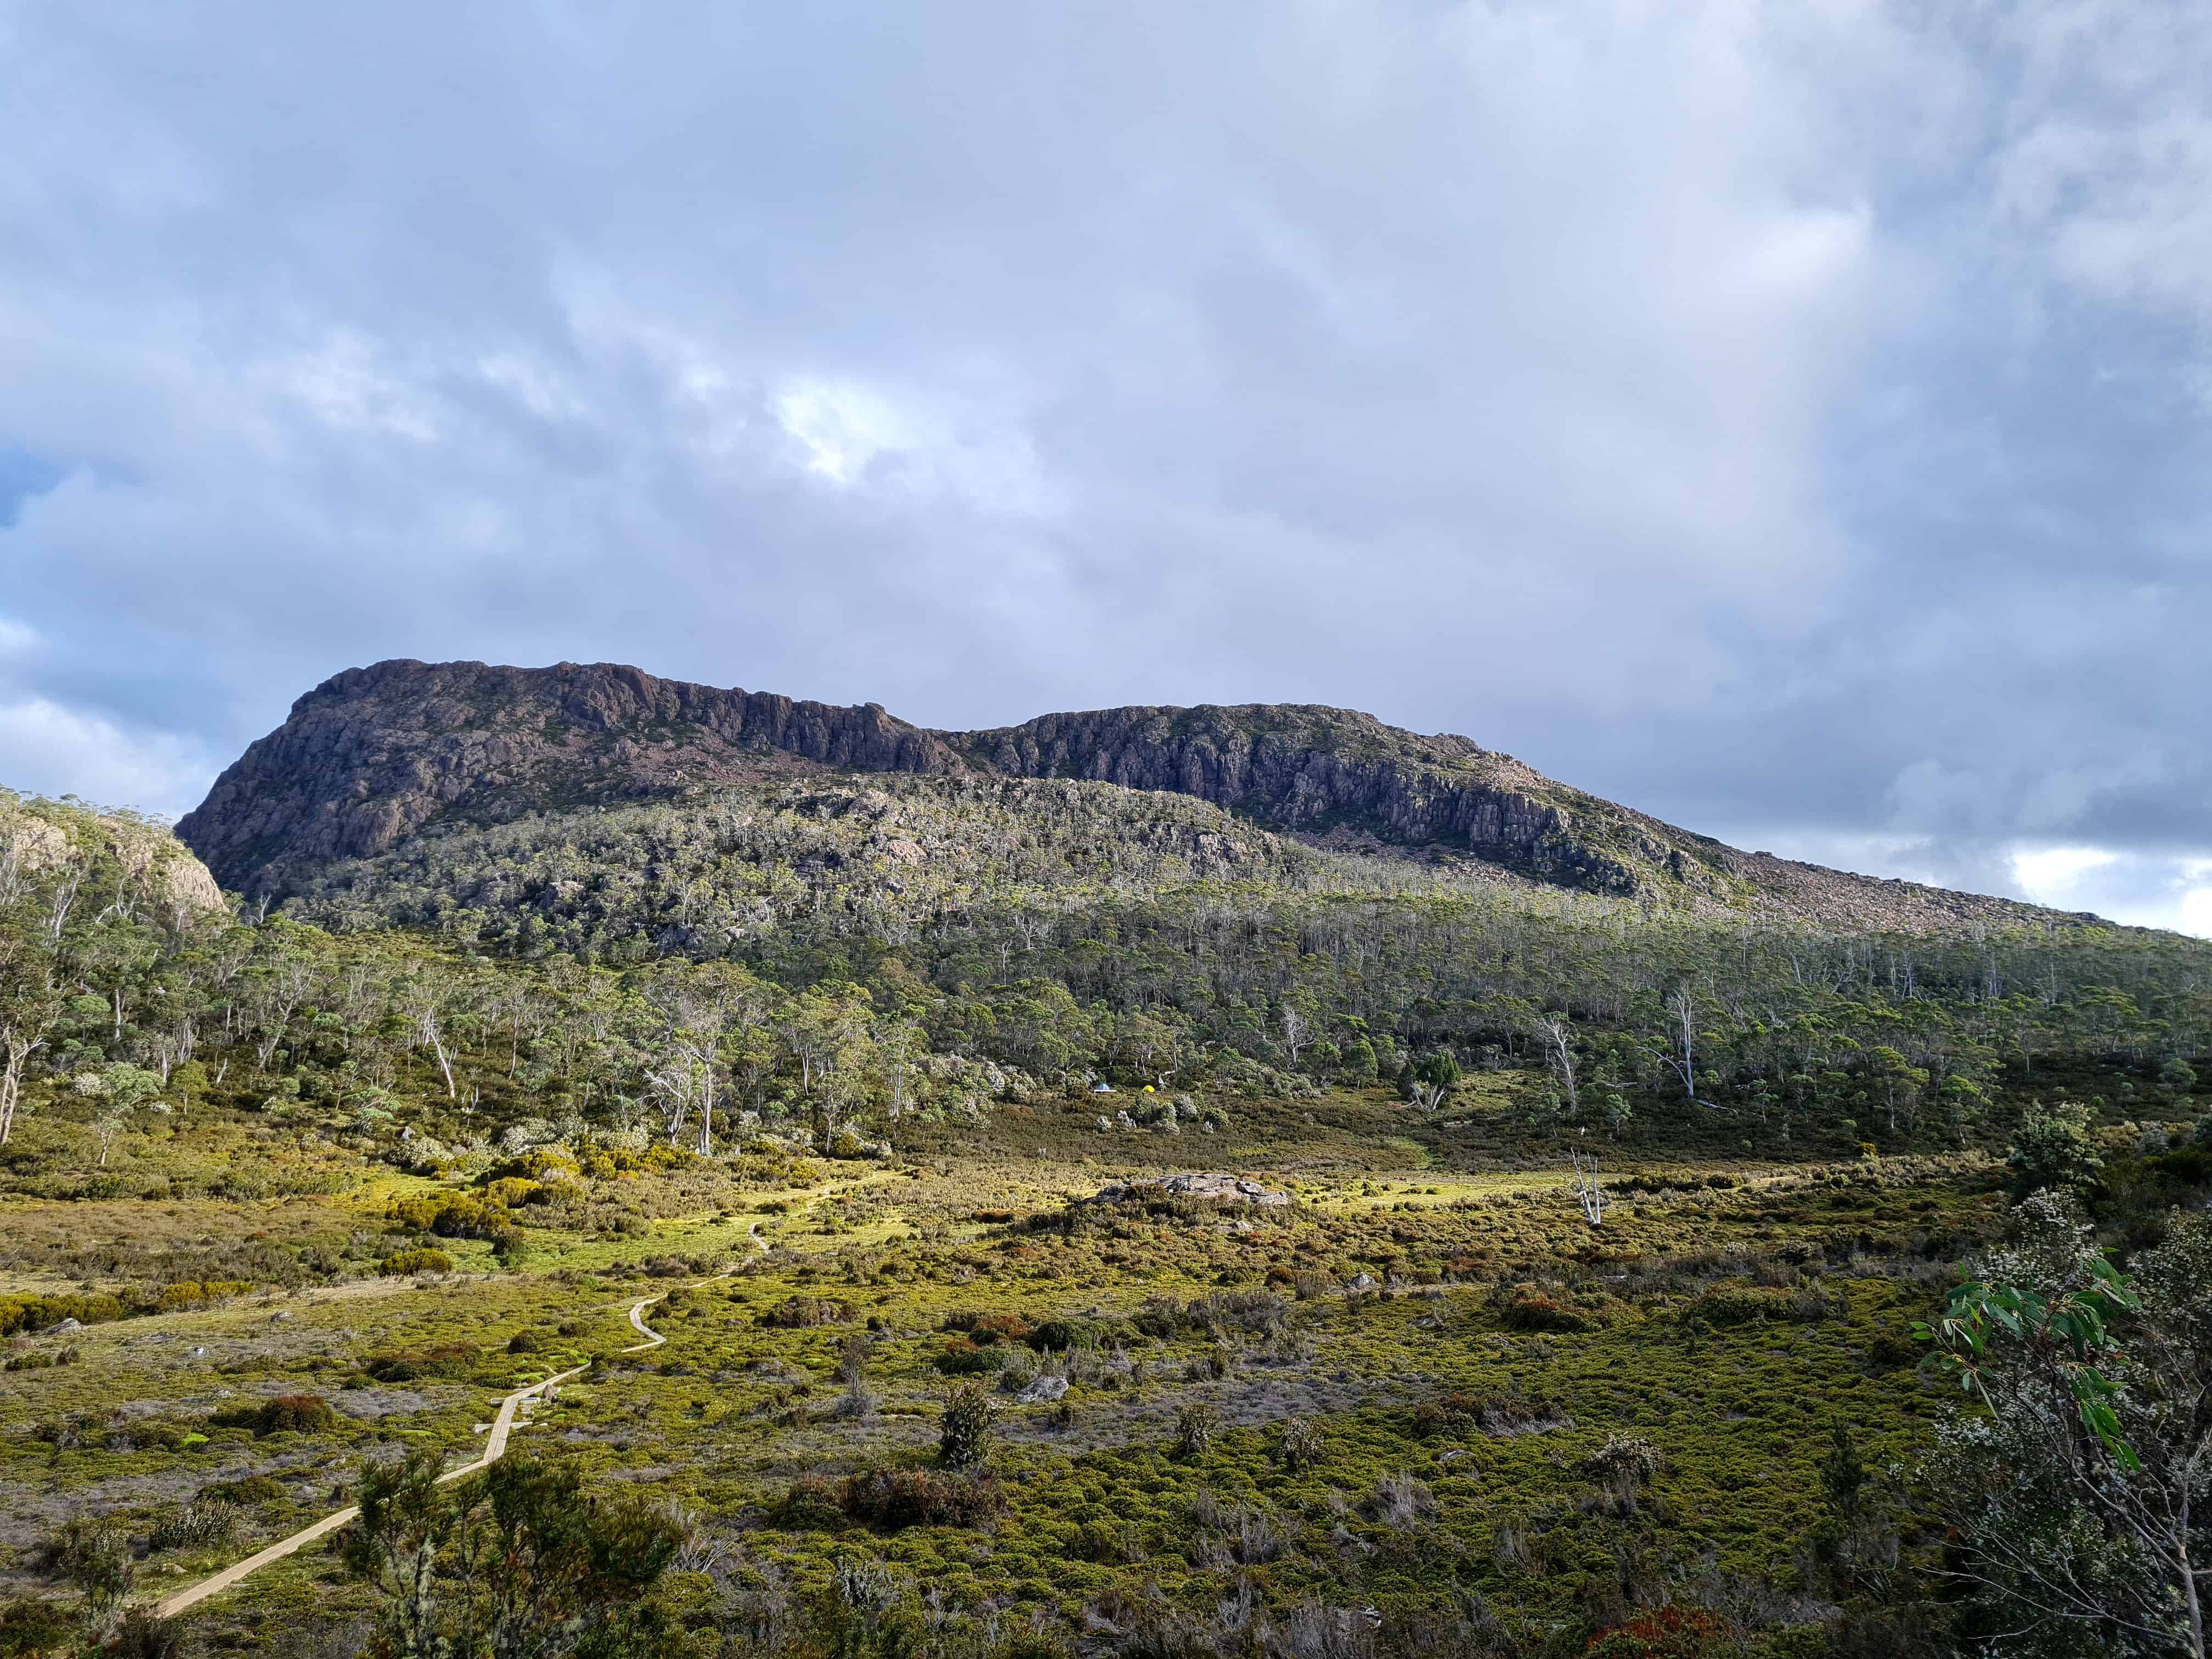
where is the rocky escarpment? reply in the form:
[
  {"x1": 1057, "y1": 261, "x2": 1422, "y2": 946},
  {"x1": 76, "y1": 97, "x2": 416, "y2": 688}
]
[
  {"x1": 177, "y1": 660, "x2": 964, "y2": 897},
  {"x1": 179, "y1": 660, "x2": 1701, "y2": 904},
  {"x1": 177, "y1": 658, "x2": 2100, "y2": 935},
  {"x1": 2, "y1": 791, "x2": 224, "y2": 918},
  {"x1": 949, "y1": 704, "x2": 1662, "y2": 895}
]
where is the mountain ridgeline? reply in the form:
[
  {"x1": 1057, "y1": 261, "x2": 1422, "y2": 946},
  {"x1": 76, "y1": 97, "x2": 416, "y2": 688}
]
[{"x1": 178, "y1": 658, "x2": 2081, "y2": 936}]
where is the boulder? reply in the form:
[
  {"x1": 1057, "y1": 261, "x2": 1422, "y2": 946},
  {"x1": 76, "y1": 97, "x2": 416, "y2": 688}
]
[{"x1": 1088, "y1": 1171, "x2": 1289, "y2": 1208}]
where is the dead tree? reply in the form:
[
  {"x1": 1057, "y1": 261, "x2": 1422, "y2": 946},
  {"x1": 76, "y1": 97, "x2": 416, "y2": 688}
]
[{"x1": 1568, "y1": 1150, "x2": 1607, "y2": 1227}]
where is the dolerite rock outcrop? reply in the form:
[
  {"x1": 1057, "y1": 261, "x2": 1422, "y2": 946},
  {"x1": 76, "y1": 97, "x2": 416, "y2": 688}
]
[
  {"x1": 176, "y1": 659, "x2": 963, "y2": 898},
  {"x1": 176, "y1": 657, "x2": 2101, "y2": 935},
  {"x1": 2, "y1": 792, "x2": 223, "y2": 918},
  {"x1": 1089, "y1": 1173, "x2": 1291, "y2": 1208}
]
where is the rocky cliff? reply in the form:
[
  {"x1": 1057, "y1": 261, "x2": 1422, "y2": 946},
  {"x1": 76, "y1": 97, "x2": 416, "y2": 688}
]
[
  {"x1": 3, "y1": 791, "x2": 224, "y2": 918},
  {"x1": 177, "y1": 658, "x2": 2093, "y2": 934},
  {"x1": 176, "y1": 660, "x2": 963, "y2": 897}
]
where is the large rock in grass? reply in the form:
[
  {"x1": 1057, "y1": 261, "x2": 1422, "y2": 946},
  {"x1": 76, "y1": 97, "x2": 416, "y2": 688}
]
[{"x1": 1090, "y1": 1171, "x2": 1289, "y2": 1207}]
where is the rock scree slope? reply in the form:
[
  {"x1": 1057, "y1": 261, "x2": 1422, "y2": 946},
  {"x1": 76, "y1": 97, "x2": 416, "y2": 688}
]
[{"x1": 176, "y1": 658, "x2": 2097, "y2": 934}]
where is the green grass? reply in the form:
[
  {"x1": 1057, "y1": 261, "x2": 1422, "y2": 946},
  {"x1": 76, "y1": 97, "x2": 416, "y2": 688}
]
[{"x1": 0, "y1": 1088, "x2": 2001, "y2": 1654}]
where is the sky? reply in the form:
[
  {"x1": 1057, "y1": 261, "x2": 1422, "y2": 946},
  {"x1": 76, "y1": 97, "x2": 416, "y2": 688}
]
[{"x1": 2, "y1": 2, "x2": 2210, "y2": 932}]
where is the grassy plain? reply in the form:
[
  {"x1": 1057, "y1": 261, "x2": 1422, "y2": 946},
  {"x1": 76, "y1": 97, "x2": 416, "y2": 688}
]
[{"x1": 0, "y1": 1082, "x2": 2012, "y2": 1656}]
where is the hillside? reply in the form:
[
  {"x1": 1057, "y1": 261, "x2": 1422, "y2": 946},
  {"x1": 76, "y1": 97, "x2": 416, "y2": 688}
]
[
  {"x1": 1, "y1": 790, "x2": 223, "y2": 921},
  {"x1": 9, "y1": 714, "x2": 2212, "y2": 1657},
  {"x1": 179, "y1": 658, "x2": 2091, "y2": 936}
]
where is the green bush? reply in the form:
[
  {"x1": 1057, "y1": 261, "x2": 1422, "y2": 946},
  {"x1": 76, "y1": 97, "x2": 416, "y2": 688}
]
[
  {"x1": 1496, "y1": 1286, "x2": 1592, "y2": 1333},
  {"x1": 760, "y1": 1295, "x2": 853, "y2": 1328},
  {"x1": 199, "y1": 1476, "x2": 285, "y2": 1505},
  {"x1": 379, "y1": 1248, "x2": 454, "y2": 1277},
  {"x1": 486, "y1": 1146, "x2": 582, "y2": 1183},
  {"x1": 833, "y1": 1466, "x2": 1006, "y2": 1530},
  {"x1": 0, "y1": 1291, "x2": 124, "y2": 1336},
  {"x1": 934, "y1": 1340, "x2": 1007, "y2": 1376},
  {"x1": 384, "y1": 1192, "x2": 511, "y2": 1241},
  {"x1": 1691, "y1": 1286, "x2": 1793, "y2": 1327},
  {"x1": 938, "y1": 1381, "x2": 995, "y2": 1469},
  {"x1": 365, "y1": 1344, "x2": 476, "y2": 1382},
  {"x1": 254, "y1": 1393, "x2": 337, "y2": 1436},
  {"x1": 0, "y1": 1596, "x2": 75, "y2": 1657}
]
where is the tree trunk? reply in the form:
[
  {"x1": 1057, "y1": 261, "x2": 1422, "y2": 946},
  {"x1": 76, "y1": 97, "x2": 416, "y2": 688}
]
[{"x1": 0, "y1": 1034, "x2": 31, "y2": 1145}]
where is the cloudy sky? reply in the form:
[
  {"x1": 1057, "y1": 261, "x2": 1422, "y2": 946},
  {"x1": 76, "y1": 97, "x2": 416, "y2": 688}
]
[{"x1": 3, "y1": 2, "x2": 2209, "y2": 930}]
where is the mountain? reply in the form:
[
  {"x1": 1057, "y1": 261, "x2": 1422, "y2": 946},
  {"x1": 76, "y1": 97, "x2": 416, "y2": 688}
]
[{"x1": 177, "y1": 657, "x2": 2094, "y2": 935}]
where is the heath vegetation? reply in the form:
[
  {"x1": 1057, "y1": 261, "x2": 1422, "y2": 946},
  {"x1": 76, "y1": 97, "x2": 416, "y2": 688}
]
[{"x1": 4, "y1": 784, "x2": 2211, "y2": 1657}]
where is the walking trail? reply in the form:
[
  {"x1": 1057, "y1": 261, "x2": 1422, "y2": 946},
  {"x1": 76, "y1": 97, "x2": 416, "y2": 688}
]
[{"x1": 151, "y1": 1283, "x2": 695, "y2": 1620}]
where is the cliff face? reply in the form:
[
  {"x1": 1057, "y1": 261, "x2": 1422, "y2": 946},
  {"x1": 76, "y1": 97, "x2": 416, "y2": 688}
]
[
  {"x1": 176, "y1": 660, "x2": 963, "y2": 896},
  {"x1": 176, "y1": 658, "x2": 2091, "y2": 934},
  {"x1": 946, "y1": 704, "x2": 1651, "y2": 894},
  {"x1": 2, "y1": 792, "x2": 224, "y2": 918}
]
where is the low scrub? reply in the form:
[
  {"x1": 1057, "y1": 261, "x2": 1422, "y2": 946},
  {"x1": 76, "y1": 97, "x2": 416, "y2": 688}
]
[
  {"x1": 379, "y1": 1248, "x2": 454, "y2": 1276},
  {"x1": 759, "y1": 1295, "x2": 853, "y2": 1328},
  {"x1": 1496, "y1": 1285, "x2": 1596, "y2": 1333},
  {"x1": 0, "y1": 1291, "x2": 125, "y2": 1336},
  {"x1": 253, "y1": 1394, "x2": 338, "y2": 1436},
  {"x1": 365, "y1": 1344, "x2": 477, "y2": 1382},
  {"x1": 156, "y1": 1279, "x2": 255, "y2": 1311},
  {"x1": 779, "y1": 1465, "x2": 1006, "y2": 1531}
]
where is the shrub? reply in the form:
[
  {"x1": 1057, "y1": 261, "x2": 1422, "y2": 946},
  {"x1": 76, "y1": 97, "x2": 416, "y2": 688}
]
[
  {"x1": 254, "y1": 1393, "x2": 337, "y2": 1436},
  {"x1": 1414, "y1": 1387, "x2": 1568, "y2": 1439},
  {"x1": 1185, "y1": 1289, "x2": 1289, "y2": 1336},
  {"x1": 1690, "y1": 1286, "x2": 1792, "y2": 1327},
  {"x1": 1583, "y1": 1435, "x2": 1664, "y2": 1484},
  {"x1": 1175, "y1": 1402, "x2": 1220, "y2": 1458},
  {"x1": 379, "y1": 1249, "x2": 454, "y2": 1277},
  {"x1": 0, "y1": 1292, "x2": 124, "y2": 1336},
  {"x1": 1276, "y1": 1416, "x2": 1326, "y2": 1472},
  {"x1": 148, "y1": 1500, "x2": 243, "y2": 1553},
  {"x1": 1025, "y1": 1318, "x2": 1084, "y2": 1351},
  {"x1": 938, "y1": 1381, "x2": 995, "y2": 1469},
  {"x1": 770, "y1": 1476, "x2": 849, "y2": 1531},
  {"x1": 384, "y1": 1193, "x2": 511, "y2": 1241},
  {"x1": 760, "y1": 1295, "x2": 854, "y2": 1328},
  {"x1": 199, "y1": 1476, "x2": 284, "y2": 1505},
  {"x1": 365, "y1": 1344, "x2": 476, "y2": 1382},
  {"x1": 1497, "y1": 1286, "x2": 1592, "y2": 1333},
  {"x1": 837, "y1": 1466, "x2": 1006, "y2": 1530},
  {"x1": 507, "y1": 1330, "x2": 544, "y2": 1355},
  {"x1": 487, "y1": 1146, "x2": 582, "y2": 1183},
  {"x1": 1582, "y1": 1607, "x2": 1737, "y2": 1658},
  {"x1": 482, "y1": 1177, "x2": 541, "y2": 1208},
  {"x1": 934, "y1": 1340, "x2": 1008, "y2": 1376},
  {"x1": 0, "y1": 1597, "x2": 75, "y2": 1656},
  {"x1": 156, "y1": 1280, "x2": 254, "y2": 1312},
  {"x1": 943, "y1": 1310, "x2": 1032, "y2": 1342}
]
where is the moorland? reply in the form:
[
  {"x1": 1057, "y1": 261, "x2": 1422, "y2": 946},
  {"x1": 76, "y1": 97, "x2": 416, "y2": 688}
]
[{"x1": 5, "y1": 664, "x2": 2212, "y2": 1659}]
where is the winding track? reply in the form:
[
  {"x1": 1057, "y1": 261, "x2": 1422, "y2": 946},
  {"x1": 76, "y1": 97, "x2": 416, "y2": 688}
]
[{"x1": 152, "y1": 1284, "x2": 686, "y2": 1620}]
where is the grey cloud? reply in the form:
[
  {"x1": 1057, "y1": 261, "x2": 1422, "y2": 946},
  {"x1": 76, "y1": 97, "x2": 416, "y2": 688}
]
[{"x1": 0, "y1": 3, "x2": 2209, "y2": 927}]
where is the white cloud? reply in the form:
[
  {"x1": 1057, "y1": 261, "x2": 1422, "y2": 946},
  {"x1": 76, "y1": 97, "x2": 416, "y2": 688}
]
[
  {"x1": 0, "y1": 696, "x2": 214, "y2": 817},
  {"x1": 775, "y1": 381, "x2": 918, "y2": 485},
  {"x1": 2012, "y1": 844, "x2": 2120, "y2": 894}
]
